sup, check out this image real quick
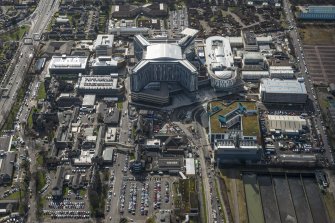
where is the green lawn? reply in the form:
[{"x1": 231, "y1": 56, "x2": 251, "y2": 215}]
[
  {"x1": 6, "y1": 191, "x2": 20, "y2": 200},
  {"x1": 36, "y1": 171, "x2": 46, "y2": 192},
  {"x1": 79, "y1": 188, "x2": 86, "y2": 197},
  {"x1": 117, "y1": 101, "x2": 123, "y2": 110},
  {"x1": 36, "y1": 154, "x2": 44, "y2": 166},
  {"x1": 37, "y1": 82, "x2": 46, "y2": 100}
]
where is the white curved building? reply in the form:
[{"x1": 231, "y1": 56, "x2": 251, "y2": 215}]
[{"x1": 205, "y1": 36, "x2": 237, "y2": 90}]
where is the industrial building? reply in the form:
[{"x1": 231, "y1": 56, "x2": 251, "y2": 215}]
[
  {"x1": 241, "y1": 70, "x2": 269, "y2": 81},
  {"x1": 92, "y1": 56, "x2": 118, "y2": 75},
  {"x1": 208, "y1": 101, "x2": 262, "y2": 163},
  {"x1": 131, "y1": 29, "x2": 199, "y2": 105},
  {"x1": 269, "y1": 66, "x2": 295, "y2": 79},
  {"x1": 298, "y1": 6, "x2": 335, "y2": 20},
  {"x1": 48, "y1": 55, "x2": 88, "y2": 77},
  {"x1": 267, "y1": 115, "x2": 307, "y2": 135},
  {"x1": 76, "y1": 75, "x2": 124, "y2": 97},
  {"x1": 205, "y1": 36, "x2": 237, "y2": 91},
  {"x1": 185, "y1": 158, "x2": 195, "y2": 176},
  {"x1": 93, "y1": 35, "x2": 114, "y2": 57},
  {"x1": 260, "y1": 79, "x2": 308, "y2": 104}
]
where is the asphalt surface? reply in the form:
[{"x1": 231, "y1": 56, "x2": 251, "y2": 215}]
[
  {"x1": 283, "y1": 0, "x2": 333, "y2": 166},
  {"x1": 0, "y1": 0, "x2": 60, "y2": 129}
]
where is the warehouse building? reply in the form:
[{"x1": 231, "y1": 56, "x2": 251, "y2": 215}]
[
  {"x1": 260, "y1": 79, "x2": 307, "y2": 104},
  {"x1": 185, "y1": 158, "x2": 195, "y2": 176},
  {"x1": 267, "y1": 115, "x2": 307, "y2": 135},
  {"x1": 241, "y1": 70, "x2": 269, "y2": 81},
  {"x1": 48, "y1": 55, "x2": 88, "y2": 77},
  {"x1": 269, "y1": 66, "x2": 295, "y2": 79},
  {"x1": 298, "y1": 6, "x2": 335, "y2": 20},
  {"x1": 93, "y1": 35, "x2": 114, "y2": 57}
]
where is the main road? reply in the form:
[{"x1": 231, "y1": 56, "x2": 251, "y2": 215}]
[
  {"x1": 283, "y1": 0, "x2": 332, "y2": 165},
  {"x1": 0, "y1": 0, "x2": 60, "y2": 130}
]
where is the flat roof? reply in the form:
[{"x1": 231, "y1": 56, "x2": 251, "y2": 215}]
[
  {"x1": 209, "y1": 101, "x2": 259, "y2": 136},
  {"x1": 82, "y1": 94, "x2": 96, "y2": 107},
  {"x1": 145, "y1": 44, "x2": 182, "y2": 60},
  {"x1": 77, "y1": 75, "x2": 118, "y2": 90},
  {"x1": 267, "y1": 115, "x2": 306, "y2": 133},
  {"x1": 49, "y1": 56, "x2": 88, "y2": 69},
  {"x1": 102, "y1": 147, "x2": 115, "y2": 161},
  {"x1": 185, "y1": 158, "x2": 195, "y2": 175},
  {"x1": 261, "y1": 79, "x2": 307, "y2": 94},
  {"x1": 94, "y1": 35, "x2": 114, "y2": 47}
]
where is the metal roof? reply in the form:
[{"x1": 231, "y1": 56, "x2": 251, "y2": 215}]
[
  {"x1": 267, "y1": 115, "x2": 306, "y2": 133},
  {"x1": 145, "y1": 44, "x2": 182, "y2": 60},
  {"x1": 185, "y1": 158, "x2": 195, "y2": 175},
  {"x1": 261, "y1": 79, "x2": 307, "y2": 94}
]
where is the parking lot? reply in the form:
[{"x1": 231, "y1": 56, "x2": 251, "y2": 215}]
[
  {"x1": 118, "y1": 176, "x2": 174, "y2": 220},
  {"x1": 42, "y1": 188, "x2": 90, "y2": 221}
]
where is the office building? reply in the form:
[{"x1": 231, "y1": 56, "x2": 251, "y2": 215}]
[
  {"x1": 76, "y1": 75, "x2": 124, "y2": 97},
  {"x1": 93, "y1": 35, "x2": 114, "y2": 57},
  {"x1": 208, "y1": 101, "x2": 261, "y2": 163},
  {"x1": 92, "y1": 56, "x2": 118, "y2": 75},
  {"x1": 205, "y1": 36, "x2": 237, "y2": 91},
  {"x1": 48, "y1": 55, "x2": 88, "y2": 77},
  {"x1": 260, "y1": 79, "x2": 307, "y2": 104}
]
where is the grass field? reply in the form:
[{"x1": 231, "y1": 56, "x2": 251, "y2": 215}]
[
  {"x1": 236, "y1": 177, "x2": 248, "y2": 223},
  {"x1": 243, "y1": 174, "x2": 264, "y2": 223},
  {"x1": 299, "y1": 26, "x2": 335, "y2": 45},
  {"x1": 220, "y1": 169, "x2": 248, "y2": 223},
  {"x1": 37, "y1": 82, "x2": 46, "y2": 100},
  {"x1": 323, "y1": 192, "x2": 335, "y2": 223}
]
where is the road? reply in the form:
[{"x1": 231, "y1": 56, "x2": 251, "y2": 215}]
[
  {"x1": 283, "y1": 0, "x2": 332, "y2": 165},
  {"x1": 192, "y1": 107, "x2": 214, "y2": 223},
  {"x1": 0, "y1": 0, "x2": 60, "y2": 130}
]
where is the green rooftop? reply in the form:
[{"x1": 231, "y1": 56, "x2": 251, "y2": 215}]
[{"x1": 208, "y1": 101, "x2": 260, "y2": 138}]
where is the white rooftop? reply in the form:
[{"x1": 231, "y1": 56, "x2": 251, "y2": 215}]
[
  {"x1": 185, "y1": 158, "x2": 195, "y2": 176},
  {"x1": 49, "y1": 56, "x2": 88, "y2": 69},
  {"x1": 261, "y1": 79, "x2": 307, "y2": 94},
  {"x1": 145, "y1": 44, "x2": 182, "y2": 60},
  {"x1": 268, "y1": 115, "x2": 306, "y2": 133},
  {"x1": 78, "y1": 76, "x2": 118, "y2": 90},
  {"x1": 94, "y1": 35, "x2": 114, "y2": 48}
]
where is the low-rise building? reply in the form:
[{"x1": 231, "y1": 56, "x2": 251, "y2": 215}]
[
  {"x1": 260, "y1": 79, "x2": 308, "y2": 104},
  {"x1": 51, "y1": 166, "x2": 65, "y2": 197},
  {"x1": 267, "y1": 115, "x2": 307, "y2": 135},
  {"x1": 93, "y1": 35, "x2": 114, "y2": 57},
  {"x1": 92, "y1": 56, "x2": 118, "y2": 75},
  {"x1": 48, "y1": 55, "x2": 88, "y2": 77},
  {"x1": 76, "y1": 75, "x2": 124, "y2": 97}
]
